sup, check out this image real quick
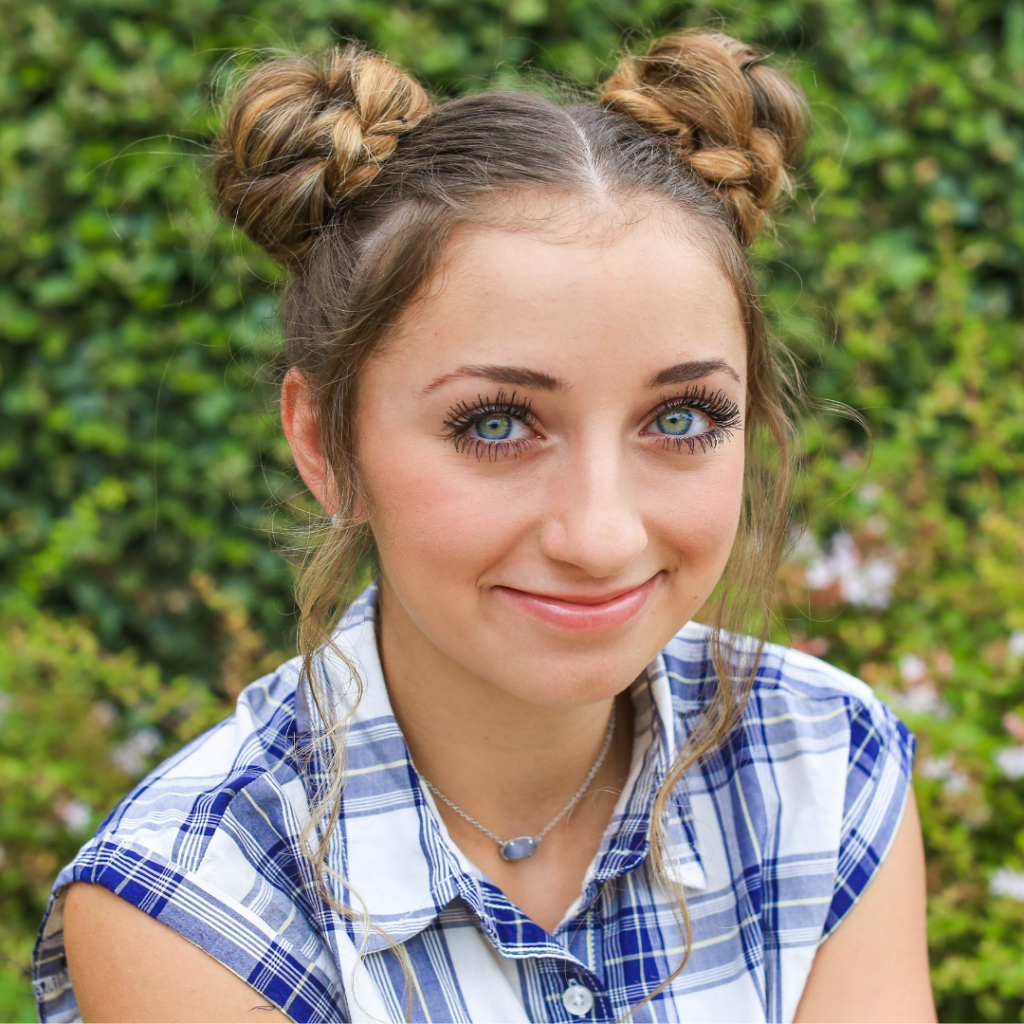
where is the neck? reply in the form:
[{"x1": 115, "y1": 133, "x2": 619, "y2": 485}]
[{"x1": 376, "y1": 578, "x2": 633, "y2": 840}]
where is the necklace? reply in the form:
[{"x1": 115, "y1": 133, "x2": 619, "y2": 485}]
[{"x1": 419, "y1": 702, "x2": 618, "y2": 862}]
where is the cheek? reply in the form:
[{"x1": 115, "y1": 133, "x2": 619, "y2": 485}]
[
  {"x1": 651, "y1": 454, "x2": 745, "y2": 575},
  {"x1": 358, "y1": 431, "x2": 529, "y2": 584}
]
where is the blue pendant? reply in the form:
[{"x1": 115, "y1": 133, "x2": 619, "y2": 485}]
[{"x1": 500, "y1": 836, "x2": 538, "y2": 861}]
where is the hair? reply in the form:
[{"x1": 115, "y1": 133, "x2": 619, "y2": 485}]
[{"x1": 214, "y1": 30, "x2": 808, "y2": 1018}]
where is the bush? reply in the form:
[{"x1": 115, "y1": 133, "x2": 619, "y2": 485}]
[{"x1": 1, "y1": 0, "x2": 1021, "y2": 1020}]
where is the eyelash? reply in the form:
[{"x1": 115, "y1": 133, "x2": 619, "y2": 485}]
[
  {"x1": 441, "y1": 384, "x2": 743, "y2": 460},
  {"x1": 442, "y1": 390, "x2": 537, "y2": 461},
  {"x1": 646, "y1": 385, "x2": 743, "y2": 454}
]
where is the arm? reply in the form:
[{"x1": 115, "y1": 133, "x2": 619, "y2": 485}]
[
  {"x1": 64, "y1": 882, "x2": 293, "y2": 1023},
  {"x1": 793, "y1": 789, "x2": 935, "y2": 1023}
]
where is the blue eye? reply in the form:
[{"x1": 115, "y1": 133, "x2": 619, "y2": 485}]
[
  {"x1": 474, "y1": 414, "x2": 514, "y2": 440},
  {"x1": 648, "y1": 407, "x2": 711, "y2": 436},
  {"x1": 443, "y1": 390, "x2": 536, "y2": 456}
]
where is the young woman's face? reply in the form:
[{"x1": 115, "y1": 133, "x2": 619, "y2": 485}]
[{"x1": 354, "y1": 209, "x2": 748, "y2": 707}]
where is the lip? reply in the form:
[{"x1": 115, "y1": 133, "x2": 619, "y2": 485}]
[{"x1": 491, "y1": 573, "x2": 662, "y2": 633}]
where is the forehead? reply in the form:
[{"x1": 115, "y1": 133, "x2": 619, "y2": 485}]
[{"x1": 382, "y1": 205, "x2": 747, "y2": 386}]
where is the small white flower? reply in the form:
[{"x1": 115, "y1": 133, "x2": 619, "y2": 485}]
[
  {"x1": 849, "y1": 557, "x2": 898, "y2": 608},
  {"x1": 892, "y1": 680, "x2": 951, "y2": 719},
  {"x1": 858, "y1": 482, "x2": 883, "y2": 505},
  {"x1": 995, "y1": 746, "x2": 1024, "y2": 780},
  {"x1": 918, "y1": 754, "x2": 969, "y2": 794},
  {"x1": 815, "y1": 532, "x2": 859, "y2": 584},
  {"x1": 57, "y1": 800, "x2": 91, "y2": 833},
  {"x1": 918, "y1": 755, "x2": 950, "y2": 779},
  {"x1": 1009, "y1": 630, "x2": 1024, "y2": 659},
  {"x1": 990, "y1": 868, "x2": 1024, "y2": 901},
  {"x1": 805, "y1": 532, "x2": 897, "y2": 609},
  {"x1": 805, "y1": 561, "x2": 833, "y2": 591},
  {"x1": 112, "y1": 728, "x2": 161, "y2": 776},
  {"x1": 944, "y1": 772, "x2": 970, "y2": 795},
  {"x1": 899, "y1": 654, "x2": 928, "y2": 685},
  {"x1": 788, "y1": 527, "x2": 821, "y2": 562}
]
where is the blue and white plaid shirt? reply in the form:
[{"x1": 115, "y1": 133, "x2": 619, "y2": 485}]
[{"x1": 35, "y1": 586, "x2": 914, "y2": 1023}]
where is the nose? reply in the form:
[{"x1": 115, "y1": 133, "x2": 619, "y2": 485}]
[{"x1": 538, "y1": 440, "x2": 648, "y2": 579}]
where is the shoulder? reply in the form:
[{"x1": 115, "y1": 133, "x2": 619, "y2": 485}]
[
  {"x1": 661, "y1": 622, "x2": 915, "y2": 848},
  {"x1": 36, "y1": 655, "x2": 344, "y2": 1023},
  {"x1": 93, "y1": 654, "x2": 309, "y2": 869},
  {"x1": 53, "y1": 652, "x2": 314, "y2": 899},
  {"x1": 663, "y1": 621, "x2": 911, "y2": 754},
  {"x1": 62, "y1": 881, "x2": 292, "y2": 1024},
  {"x1": 660, "y1": 623, "x2": 917, "y2": 944}
]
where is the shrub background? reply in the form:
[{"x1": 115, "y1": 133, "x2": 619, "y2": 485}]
[{"x1": 1, "y1": 0, "x2": 1022, "y2": 1020}]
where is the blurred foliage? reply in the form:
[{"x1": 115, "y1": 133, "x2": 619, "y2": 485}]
[{"x1": 0, "y1": 0, "x2": 1022, "y2": 1020}]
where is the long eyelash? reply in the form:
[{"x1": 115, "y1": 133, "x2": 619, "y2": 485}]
[
  {"x1": 649, "y1": 384, "x2": 743, "y2": 454},
  {"x1": 442, "y1": 389, "x2": 536, "y2": 461},
  {"x1": 452, "y1": 437, "x2": 534, "y2": 462}
]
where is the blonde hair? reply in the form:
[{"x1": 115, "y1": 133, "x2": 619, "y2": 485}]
[{"x1": 214, "y1": 30, "x2": 808, "y2": 1017}]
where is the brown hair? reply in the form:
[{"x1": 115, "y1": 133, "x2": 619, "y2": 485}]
[{"x1": 214, "y1": 30, "x2": 807, "y2": 1016}]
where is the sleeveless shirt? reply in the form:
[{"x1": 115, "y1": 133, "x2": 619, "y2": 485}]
[{"x1": 34, "y1": 585, "x2": 914, "y2": 1023}]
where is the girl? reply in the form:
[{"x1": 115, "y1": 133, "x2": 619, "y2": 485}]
[{"x1": 35, "y1": 30, "x2": 934, "y2": 1023}]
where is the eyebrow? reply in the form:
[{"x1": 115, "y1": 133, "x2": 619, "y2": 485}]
[
  {"x1": 421, "y1": 357, "x2": 741, "y2": 396},
  {"x1": 421, "y1": 364, "x2": 568, "y2": 395},
  {"x1": 646, "y1": 359, "x2": 742, "y2": 388}
]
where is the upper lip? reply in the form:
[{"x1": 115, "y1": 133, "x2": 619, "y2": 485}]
[{"x1": 498, "y1": 576, "x2": 658, "y2": 606}]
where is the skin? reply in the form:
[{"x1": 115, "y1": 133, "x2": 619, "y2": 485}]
[{"x1": 64, "y1": 206, "x2": 935, "y2": 1022}]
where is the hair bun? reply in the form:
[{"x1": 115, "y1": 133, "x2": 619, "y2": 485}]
[
  {"x1": 600, "y1": 31, "x2": 807, "y2": 246},
  {"x1": 214, "y1": 46, "x2": 431, "y2": 263}
]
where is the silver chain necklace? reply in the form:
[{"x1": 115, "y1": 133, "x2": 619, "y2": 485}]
[{"x1": 418, "y1": 703, "x2": 617, "y2": 862}]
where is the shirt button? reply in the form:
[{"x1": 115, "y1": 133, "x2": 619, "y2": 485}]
[{"x1": 561, "y1": 979, "x2": 595, "y2": 1017}]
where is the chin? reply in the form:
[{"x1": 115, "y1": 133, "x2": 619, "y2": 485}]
[
  {"x1": 477, "y1": 626, "x2": 675, "y2": 708},
  {"x1": 491, "y1": 667, "x2": 637, "y2": 708}
]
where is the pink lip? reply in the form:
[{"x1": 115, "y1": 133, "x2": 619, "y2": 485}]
[{"x1": 492, "y1": 574, "x2": 661, "y2": 633}]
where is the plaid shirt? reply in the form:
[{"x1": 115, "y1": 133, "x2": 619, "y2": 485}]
[{"x1": 34, "y1": 586, "x2": 914, "y2": 1023}]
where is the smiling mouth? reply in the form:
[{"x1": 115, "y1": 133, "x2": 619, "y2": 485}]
[{"x1": 491, "y1": 573, "x2": 662, "y2": 632}]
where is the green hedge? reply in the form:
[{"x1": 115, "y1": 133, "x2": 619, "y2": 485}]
[{"x1": 1, "y1": 0, "x2": 1022, "y2": 1020}]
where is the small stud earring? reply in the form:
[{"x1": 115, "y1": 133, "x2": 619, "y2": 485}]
[{"x1": 331, "y1": 512, "x2": 344, "y2": 529}]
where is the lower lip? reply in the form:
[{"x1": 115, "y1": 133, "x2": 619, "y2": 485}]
[{"x1": 492, "y1": 575, "x2": 661, "y2": 633}]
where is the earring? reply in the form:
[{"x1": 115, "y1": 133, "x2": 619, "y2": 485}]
[{"x1": 331, "y1": 512, "x2": 344, "y2": 529}]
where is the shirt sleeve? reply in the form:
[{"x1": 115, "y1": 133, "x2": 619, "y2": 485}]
[
  {"x1": 821, "y1": 694, "x2": 916, "y2": 939},
  {"x1": 33, "y1": 835, "x2": 345, "y2": 1024}
]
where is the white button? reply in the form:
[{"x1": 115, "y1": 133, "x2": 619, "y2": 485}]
[{"x1": 561, "y1": 980, "x2": 594, "y2": 1017}]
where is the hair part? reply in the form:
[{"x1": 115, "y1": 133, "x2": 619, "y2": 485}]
[{"x1": 214, "y1": 29, "x2": 807, "y2": 1017}]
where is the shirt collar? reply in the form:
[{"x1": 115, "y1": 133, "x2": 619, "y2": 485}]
[{"x1": 310, "y1": 585, "x2": 705, "y2": 956}]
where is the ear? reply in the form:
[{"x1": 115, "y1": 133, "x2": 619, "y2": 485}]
[{"x1": 280, "y1": 367, "x2": 336, "y2": 515}]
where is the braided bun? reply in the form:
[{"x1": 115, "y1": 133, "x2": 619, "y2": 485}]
[
  {"x1": 600, "y1": 31, "x2": 807, "y2": 246},
  {"x1": 214, "y1": 46, "x2": 431, "y2": 262}
]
